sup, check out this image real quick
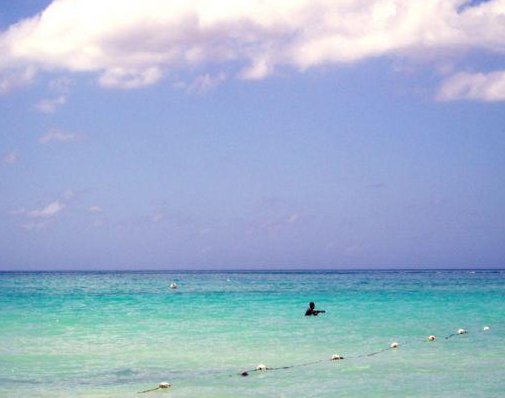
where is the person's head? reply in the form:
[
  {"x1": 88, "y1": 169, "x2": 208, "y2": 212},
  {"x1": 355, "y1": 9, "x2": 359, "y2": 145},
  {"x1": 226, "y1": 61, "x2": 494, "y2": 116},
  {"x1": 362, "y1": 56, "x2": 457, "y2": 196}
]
[{"x1": 309, "y1": 302, "x2": 315, "y2": 309}]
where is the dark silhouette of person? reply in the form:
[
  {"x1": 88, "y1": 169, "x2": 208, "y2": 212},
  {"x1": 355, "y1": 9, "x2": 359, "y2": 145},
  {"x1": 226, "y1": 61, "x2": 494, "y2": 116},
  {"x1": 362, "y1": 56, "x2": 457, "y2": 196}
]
[{"x1": 305, "y1": 302, "x2": 326, "y2": 316}]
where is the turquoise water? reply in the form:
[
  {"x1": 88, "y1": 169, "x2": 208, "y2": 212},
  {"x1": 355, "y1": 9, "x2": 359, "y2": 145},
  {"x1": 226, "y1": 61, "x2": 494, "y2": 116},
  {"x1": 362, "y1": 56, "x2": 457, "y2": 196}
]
[{"x1": 0, "y1": 270, "x2": 504, "y2": 397}]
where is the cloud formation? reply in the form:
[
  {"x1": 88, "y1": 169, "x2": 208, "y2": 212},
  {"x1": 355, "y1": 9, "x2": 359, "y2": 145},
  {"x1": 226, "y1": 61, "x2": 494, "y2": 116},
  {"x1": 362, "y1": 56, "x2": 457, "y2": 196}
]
[
  {"x1": 35, "y1": 95, "x2": 66, "y2": 113},
  {"x1": 0, "y1": 67, "x2": 35, "y2": 93},
  {"x1": 10, "y1": 192, "x2": 73, "y2": 231},
  {"x1": 38, "y1": 128, "x2": 78, "y2": 143},
  {"x1": 186, "y1": 72, "x2": 227, "y2": 94},
  {"x1": 88, "y1": 205, "x2": 103, "y2": 213},
  {"x1": 28, "y1": 200, "x2": 65, "y2": 218},
  {"x1": 34, "y1": 77, "x2": 72, "y2": 112},
  {"x1": 438, "y1": 70, "x2": 505, "y2": 101},
  {"x1": 0, "y1": 0, "x2": 504, "y2": 99}
]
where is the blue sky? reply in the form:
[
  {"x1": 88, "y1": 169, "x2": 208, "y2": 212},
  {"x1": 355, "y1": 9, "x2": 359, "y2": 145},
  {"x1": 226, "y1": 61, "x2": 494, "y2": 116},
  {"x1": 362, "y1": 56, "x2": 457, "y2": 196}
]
[{"x1": 1, "y1": 0, "x2": 504, "y2": 270}]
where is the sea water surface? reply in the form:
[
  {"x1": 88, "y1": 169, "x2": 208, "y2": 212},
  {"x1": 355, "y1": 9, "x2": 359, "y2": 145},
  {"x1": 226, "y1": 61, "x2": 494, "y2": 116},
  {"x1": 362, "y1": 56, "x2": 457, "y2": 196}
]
[{"x1": 0, "y1": 270, "x2": 504, "y2": 397}]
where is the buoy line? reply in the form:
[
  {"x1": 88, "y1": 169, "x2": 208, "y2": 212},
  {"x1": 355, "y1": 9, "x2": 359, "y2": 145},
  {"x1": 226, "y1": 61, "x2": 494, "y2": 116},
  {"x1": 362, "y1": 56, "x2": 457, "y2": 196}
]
[
  {"x1": 138, "y1": 382, "x2": 171, "y2": 394},
  {"x1": 239, "y1": 358, "x2": 329, "y2": 377},
  {"x1": 137, "y1": 325, "x2": 491, "y2": 393}
]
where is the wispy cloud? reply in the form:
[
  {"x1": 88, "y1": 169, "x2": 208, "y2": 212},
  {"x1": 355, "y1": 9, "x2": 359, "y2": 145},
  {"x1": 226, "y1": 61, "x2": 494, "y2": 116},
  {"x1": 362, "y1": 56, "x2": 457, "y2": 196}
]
[
  {"x1": 35, "y1": 95, "x2": 66, "y2": 113},
  {"x1": 22, "y1": 220, "x2": 50, "y2": 231},
  {"x1": 437, "y1": 70, "x2": 505, "y2": 102},
  {"x1": 88, "y1": 205, "x2": 103, "y2": 213},
  {"x1": 0, "y1": 1, "x2": 503, "y2": 99},
  {"x1": 2, "y1": 151, "x2": 18, "y2": 164},
  {"x1": 0, "y1": 67, "x2": 35, "y2": 94},
  {"x1": 15, "y1": 200, "x2": 64, "y2": 230},
  {"x1": 10, "y1": 191, "x2": 75, "y2": 231},
  {"x1": 257, "y1": 212, "x2": 304, "y2": 233},
  {"x1": 98, "y1": 66, "x2": 163, "y2": 89},
  {"x1": 187, "y1": 73, "x2": 227, "y2": 94},
  {"x1": 34, "y1": 76, "x2": 72, "y2": 113},
  {"x1": 27, "y1": 200, "x2": 65, "y2": 218},
  {"x1": 38, "y1": 128, "x2": 79, "y2": 144}
]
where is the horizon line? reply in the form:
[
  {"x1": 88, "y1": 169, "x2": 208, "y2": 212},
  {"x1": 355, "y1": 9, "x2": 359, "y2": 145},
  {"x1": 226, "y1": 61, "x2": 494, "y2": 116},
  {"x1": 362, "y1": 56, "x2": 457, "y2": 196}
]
[{"x1": 0, "y1": 266, "x2": 504, "y2": 273}]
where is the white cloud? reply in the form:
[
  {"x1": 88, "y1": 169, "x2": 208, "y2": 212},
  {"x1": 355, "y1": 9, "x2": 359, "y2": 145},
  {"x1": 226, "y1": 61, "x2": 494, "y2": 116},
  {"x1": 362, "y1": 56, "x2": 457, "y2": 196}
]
[
  {"x1": 28, "y1": 200, "x2": 64, "y2": 218},
  {"x1": 34, "y1": 77, "x2": 72, "y2": 112},
  {"x1": 88, "y1": 205, "x2": 103, "y2": 213},
  {"x1": 11, "y1": 191, "x2": 74, "y2": 231},
  {"x1": 187, "y1": 72, "x2": 226, "y2": 94},
  {"x1": 38, "y1": 128, "x2": 78, "y2": 143},
  {"x1": 0, "y1": 0, "x2": 504, "y2": 98},
  {"x1": 437, "y1": 70, "x2": 505, "y2": 101},
  {"x1": 35, "y1": 95, "x2": 66, "y2": 113},
  {"x1": 2, "y1": 151, "x2": 18, "y2": 164},
  {"x1": 98, "y1": 66, "x2": 163, "y2": 89},
  {"x1": 0, "y1": 67, "x2": 35, "y2": 93}
]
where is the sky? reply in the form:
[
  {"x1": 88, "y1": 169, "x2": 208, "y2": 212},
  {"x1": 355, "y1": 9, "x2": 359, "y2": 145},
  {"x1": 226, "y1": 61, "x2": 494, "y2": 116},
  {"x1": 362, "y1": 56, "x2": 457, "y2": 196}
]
[{"x1": 0, "y1": 0, "x2": 504, "y2": 270}]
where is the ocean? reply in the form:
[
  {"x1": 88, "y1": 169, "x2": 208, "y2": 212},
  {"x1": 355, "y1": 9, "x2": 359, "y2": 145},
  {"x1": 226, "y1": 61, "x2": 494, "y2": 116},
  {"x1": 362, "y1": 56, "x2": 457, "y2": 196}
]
[{"x1": 0, "y1": 270, "x2": 503, "y2": 397}]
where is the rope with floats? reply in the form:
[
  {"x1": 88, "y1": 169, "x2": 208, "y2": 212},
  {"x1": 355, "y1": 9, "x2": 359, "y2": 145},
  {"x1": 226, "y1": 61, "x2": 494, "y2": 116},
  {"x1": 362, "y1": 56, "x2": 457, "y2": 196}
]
[
  {"x1": 239, "y1": 358, "x2": 331, "y2": 377},
  {"x1": 137, "y1": 325, "x2": 492, "y2": 393},
  {"x1": 138, "y1": 382, "x2": 171, "y2": 394}
]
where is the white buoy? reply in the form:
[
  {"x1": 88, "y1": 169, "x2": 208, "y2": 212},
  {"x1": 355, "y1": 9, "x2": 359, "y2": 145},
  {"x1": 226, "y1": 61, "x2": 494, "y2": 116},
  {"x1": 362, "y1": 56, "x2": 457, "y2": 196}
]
[
  {"x1": 159, "y1": 382, "x2": 171, "y2": 389},
  {"x1": 483, "y1": 326, "x2": 490, "y2": 331},
  {"x1": 457, "y1": 328, "x2": 466, "y2": 335},
  {"x1": 170, "y1": 282, "x2": 177, "y2": 289},
  {"x1": 331, "y1": 354, "x2": 344, "y2": 360},
  {"x1": 256, "y1": 364, "x2": 267, "y2": 371},
  {"x1": 390, "y1": 342, "x2": 399, "y2": 349},
  {"x1": 427, "y1": 335, "x2": 436, "y2": 341}
]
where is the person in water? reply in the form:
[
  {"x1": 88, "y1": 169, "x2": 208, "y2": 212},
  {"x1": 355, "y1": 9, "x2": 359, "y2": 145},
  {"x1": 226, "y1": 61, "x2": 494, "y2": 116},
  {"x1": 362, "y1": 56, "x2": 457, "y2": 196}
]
[{"x1": 305, "y1": 302, "x2": 326, "y2": 316}]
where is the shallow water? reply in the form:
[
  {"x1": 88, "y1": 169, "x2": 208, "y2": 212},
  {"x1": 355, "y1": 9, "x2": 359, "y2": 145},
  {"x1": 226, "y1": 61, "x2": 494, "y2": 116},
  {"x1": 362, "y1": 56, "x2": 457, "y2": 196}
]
[{"x1": 0, "y1": 270, "x2": 504, "y2": 397}]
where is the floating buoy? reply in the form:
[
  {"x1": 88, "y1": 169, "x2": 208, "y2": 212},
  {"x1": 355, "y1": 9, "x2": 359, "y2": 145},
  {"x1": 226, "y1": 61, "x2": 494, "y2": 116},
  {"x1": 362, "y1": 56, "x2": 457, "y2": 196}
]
[
  {"x1": 169, "y1": 282, "x2": 177, "y2": 289},
  {"x1": 390, "y1": 342, "x2": 399, "y2": 349},
  {"x1": 256, "y1": 364, "x2": 267, "y2": 371},
  {"x1": 240, "y1": 371, "x2": 249, "y2": 377},
  {"x1": 457, "y1": 328, "x2": 466, "y2": 335},
  {"x1": 427, "y1": 335, "x2": 436, "y2": 341},
  {"x1": 138, "y1": 382, "x2": 171, "y2": 394},
  {"x1": 330, "y1": 354, "x2": 344, "y2": 360},
  {"x1": 483, "y1": 326, "x2": 490, "y2": 331}
]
